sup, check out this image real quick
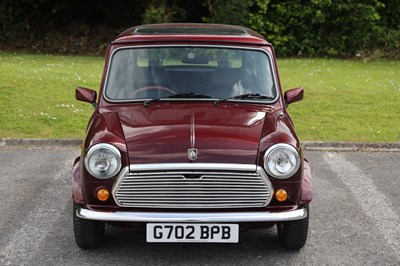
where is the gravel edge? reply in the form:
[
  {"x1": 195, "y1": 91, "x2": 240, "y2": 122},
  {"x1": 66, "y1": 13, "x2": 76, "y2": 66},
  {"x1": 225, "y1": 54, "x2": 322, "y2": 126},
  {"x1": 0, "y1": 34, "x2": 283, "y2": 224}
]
[
  {"x1": 301, "y1": 141, "x2": 400, "y2": 152},
  {"x1": 1, "y1": 138, "x2": 400, "y2": 152},
  {"x1": 0, "y1": 138, "x2": 82, "y2": 148}
]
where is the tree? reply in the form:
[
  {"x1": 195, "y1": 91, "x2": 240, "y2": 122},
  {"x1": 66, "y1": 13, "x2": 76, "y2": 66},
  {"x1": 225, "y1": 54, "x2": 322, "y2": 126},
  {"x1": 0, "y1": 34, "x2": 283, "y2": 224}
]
[
  {"x1": 202, "y1": 0, "x2": 254, "y2": 25},
  {"x1": 254, "y1": 0, "x2": 385, "y2": 57},
  {"x1": 142, "y1": 0, "x2": 187, "y2": 24}
]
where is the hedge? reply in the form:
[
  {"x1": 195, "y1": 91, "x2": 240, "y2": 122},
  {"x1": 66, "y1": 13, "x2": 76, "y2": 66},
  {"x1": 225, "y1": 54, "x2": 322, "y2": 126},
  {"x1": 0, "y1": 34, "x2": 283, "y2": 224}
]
[{"x1": 0, "y1": 0, "x2": 398, "y2": 58}]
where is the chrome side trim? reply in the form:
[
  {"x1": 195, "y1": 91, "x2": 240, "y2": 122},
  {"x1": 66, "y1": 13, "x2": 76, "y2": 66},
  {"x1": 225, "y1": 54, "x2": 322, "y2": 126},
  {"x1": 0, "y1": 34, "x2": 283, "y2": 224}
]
[
  {"x1": 190, "y1": 110, "x2": 195, "y2": 148},
  {"x1": 76, "y1": 207, "x2": 307, "y2": 223}
]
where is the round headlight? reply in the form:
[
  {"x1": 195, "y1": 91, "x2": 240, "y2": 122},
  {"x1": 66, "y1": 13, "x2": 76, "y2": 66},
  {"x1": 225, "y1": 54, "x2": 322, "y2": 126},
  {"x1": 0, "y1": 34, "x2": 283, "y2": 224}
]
[
  {"x1": 84, "y1": 143, "x2": 122, "y2": 179},
  {"x1": 264, "y1": 143, "x2": 300, "y2": 179}
]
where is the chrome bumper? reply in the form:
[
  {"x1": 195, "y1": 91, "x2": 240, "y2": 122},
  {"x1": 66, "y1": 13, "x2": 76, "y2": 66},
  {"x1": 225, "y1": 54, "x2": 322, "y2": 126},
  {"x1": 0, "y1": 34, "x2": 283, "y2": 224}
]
[{"x1": 76, "y1": 207, "x2": 307, "y2": 223}]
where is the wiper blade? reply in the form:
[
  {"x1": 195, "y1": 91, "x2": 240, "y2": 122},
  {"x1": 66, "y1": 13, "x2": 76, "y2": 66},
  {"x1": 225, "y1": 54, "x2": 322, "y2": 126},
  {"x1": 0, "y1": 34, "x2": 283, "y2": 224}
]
[
  {"x1": 168, "y1": 92, "x2": 212, "y2": 98},
  {"x1": 214, "y1": 93, "x2": 275, "y2": 106},
  {"x1": 144, "y1": 92, "x2": 211, "y2": 106}
]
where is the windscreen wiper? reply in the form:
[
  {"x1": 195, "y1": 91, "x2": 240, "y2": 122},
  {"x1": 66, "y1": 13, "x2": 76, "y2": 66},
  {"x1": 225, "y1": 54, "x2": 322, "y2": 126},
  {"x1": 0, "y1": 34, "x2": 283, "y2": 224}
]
[
  {"x1": 144, "y1": 92, "x2": 212, "y2": 106},
  {"x1": 214, "y1": 93, "x2": 275, "y2": 106}
]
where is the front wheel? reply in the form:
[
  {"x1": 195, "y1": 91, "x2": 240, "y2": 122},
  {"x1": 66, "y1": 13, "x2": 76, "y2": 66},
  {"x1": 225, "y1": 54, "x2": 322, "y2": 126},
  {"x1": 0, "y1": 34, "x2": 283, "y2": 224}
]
[
  {"x1": 277, "y1": 205, "x2": 309, "y2": 250},
  {"x1": 73, "y1": 203, "x2": 105, "y2": 249}
]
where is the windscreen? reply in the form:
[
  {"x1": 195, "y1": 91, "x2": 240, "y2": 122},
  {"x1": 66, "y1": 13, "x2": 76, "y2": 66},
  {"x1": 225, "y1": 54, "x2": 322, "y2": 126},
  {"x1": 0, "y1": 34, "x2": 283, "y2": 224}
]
[{"x1": 105, "y1": 47, "x2": 277, "y2": 101}]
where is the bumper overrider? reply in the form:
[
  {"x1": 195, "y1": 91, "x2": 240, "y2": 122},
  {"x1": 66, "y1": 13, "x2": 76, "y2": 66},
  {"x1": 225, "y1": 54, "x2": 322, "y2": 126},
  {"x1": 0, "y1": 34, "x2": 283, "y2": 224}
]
[{"x1": 76, "y1": 207, "x2": 308, "y2": 223}]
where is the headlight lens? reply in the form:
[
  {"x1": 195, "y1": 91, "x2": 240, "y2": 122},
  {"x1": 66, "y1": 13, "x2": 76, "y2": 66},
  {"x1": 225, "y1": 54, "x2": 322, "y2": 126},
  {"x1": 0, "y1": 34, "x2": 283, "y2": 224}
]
[
  {"x1": 264, "y1": 143, "x2": 300, "y2": 179},
  {"x1": 84, "y1": 143, "x2": 122, "y2": 179}
]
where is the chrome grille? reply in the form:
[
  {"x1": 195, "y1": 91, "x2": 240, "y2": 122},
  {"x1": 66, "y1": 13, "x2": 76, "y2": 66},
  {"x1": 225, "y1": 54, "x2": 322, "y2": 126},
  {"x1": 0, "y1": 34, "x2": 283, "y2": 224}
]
[{"x1": 112, "y1": 164, "x2": 273, "y2": 209}]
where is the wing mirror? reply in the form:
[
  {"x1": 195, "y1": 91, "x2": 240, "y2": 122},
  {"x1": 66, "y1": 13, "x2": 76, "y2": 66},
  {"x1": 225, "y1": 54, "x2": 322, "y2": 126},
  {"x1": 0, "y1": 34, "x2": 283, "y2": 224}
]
[
  {"x1": 76, "y1": 87, "x2": 97, "y2": 108},
  {"x1": 284, "y1": 88, "x2": 304, "y2": 107}
]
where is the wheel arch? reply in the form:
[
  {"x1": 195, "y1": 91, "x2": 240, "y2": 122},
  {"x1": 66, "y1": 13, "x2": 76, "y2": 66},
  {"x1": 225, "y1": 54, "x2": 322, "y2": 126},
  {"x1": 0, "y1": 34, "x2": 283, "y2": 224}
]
[{"x1": 72, "y1": 156, "x2": 85, "y2": 204}]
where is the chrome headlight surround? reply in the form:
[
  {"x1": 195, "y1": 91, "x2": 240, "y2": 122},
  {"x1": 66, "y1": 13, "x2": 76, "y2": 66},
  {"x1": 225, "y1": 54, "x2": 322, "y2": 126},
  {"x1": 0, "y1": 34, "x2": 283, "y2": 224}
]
[
  {"x1": 263, "y1": 143, "x2": 300, "y2": 179},
  {"x1": 84, "y1": 143, "x2": 122, "y2": 179}
]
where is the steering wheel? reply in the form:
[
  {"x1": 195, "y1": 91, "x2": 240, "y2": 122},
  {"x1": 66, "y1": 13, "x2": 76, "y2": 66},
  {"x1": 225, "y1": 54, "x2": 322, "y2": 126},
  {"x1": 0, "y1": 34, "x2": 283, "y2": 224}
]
[{"x1": 131, "y1": 86, "x2": 176, "y2": 97}]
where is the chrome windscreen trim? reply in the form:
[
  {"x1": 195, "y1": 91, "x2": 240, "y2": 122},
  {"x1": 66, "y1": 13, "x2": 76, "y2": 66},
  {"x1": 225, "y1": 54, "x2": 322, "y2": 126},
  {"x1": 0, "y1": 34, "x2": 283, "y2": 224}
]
[
  {"x1": 102, "y1": 45, "x2": 280, "y2": 104},
  {"x1": 76, "y1": 207, "x2": 307, "y2": 223}
]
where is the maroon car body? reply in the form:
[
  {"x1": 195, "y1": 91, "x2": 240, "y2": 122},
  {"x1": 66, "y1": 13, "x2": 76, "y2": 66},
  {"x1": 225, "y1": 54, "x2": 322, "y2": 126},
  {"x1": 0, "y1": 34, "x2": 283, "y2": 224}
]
[{"x1": 73, "y1": 23, "x2": 312, "y2": 249}]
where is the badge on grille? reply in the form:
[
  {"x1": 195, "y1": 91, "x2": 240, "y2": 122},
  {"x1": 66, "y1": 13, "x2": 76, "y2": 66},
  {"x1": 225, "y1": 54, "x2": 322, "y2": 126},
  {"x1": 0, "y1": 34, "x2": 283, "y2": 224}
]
[{"x1": 188, "y1": 148, "x2": 198, "y2": 161}]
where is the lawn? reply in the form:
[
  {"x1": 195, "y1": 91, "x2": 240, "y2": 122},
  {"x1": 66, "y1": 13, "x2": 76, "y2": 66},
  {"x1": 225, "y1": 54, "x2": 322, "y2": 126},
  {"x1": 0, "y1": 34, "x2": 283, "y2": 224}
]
[
  {"x1": 0, "y1": 52, "x2": 102, "y2": 139},
  {"x1": 0, "y1": 51, "x2": 399, "y2": 142},
  {"x1": 278, "y1": 58, "x2": 400, "y2": 142}
]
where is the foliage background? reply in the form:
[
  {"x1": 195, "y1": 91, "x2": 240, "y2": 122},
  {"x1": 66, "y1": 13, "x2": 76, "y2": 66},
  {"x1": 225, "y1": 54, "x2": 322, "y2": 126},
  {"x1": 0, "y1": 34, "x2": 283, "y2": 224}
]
[{"x1": 0, "y1": 0, "x2": 399, "y2": 58}]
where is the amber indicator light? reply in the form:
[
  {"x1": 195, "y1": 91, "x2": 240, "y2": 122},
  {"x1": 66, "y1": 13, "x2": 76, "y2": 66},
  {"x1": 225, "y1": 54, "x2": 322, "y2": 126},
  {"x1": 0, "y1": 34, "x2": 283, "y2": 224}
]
[
  {"x1": 97, "y1": 189, "x2": 110, "y2": 201},
  {"x1": 275, "y1": 189, "x2": 288, "y2": 202}
]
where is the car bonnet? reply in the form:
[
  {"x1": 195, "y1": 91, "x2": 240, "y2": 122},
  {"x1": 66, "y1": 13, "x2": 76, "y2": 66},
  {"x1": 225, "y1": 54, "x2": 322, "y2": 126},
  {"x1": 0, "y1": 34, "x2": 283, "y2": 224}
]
[{"x1": 116, "y1": 103, "x2": 278, "y2": 165}]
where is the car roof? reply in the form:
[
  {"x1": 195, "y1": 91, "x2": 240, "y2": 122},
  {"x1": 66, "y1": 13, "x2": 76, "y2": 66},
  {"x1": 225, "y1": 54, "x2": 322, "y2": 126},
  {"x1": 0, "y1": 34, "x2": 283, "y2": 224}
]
[{"x1": 112, "y1": 23, "x2": 270, "y2": 46}]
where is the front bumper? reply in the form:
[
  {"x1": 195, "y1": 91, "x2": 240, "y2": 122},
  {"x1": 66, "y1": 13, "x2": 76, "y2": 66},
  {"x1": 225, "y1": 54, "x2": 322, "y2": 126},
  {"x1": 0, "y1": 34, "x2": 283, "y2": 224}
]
[{"x1": 76, "y1": 207, "x2": 307, "y2": 223}]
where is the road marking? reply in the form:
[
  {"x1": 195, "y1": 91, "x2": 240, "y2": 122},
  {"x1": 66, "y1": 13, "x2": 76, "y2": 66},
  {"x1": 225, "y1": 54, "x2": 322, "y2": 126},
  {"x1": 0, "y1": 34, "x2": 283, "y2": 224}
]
[
  {"x1": 0, "y1": 158, "x2": 72, "y2": 266},
  {"x1": 323, "y1": 152, "x2": 400, "y2": 261}
]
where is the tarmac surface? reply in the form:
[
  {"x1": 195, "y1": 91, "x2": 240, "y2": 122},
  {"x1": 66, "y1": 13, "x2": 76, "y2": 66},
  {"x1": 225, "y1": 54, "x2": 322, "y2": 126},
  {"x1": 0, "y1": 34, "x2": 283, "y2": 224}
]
[{"x1": 0, "y1": 143, "x2": 399, "y2": 265}]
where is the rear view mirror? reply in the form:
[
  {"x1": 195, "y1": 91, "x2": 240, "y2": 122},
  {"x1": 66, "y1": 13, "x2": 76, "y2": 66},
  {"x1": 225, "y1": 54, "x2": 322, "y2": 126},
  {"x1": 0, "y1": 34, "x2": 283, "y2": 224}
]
[
  {"x1": 181, "y1": 52, "x2": 209, "y2": 64},
  {"x1": 76, "y1": 87, "x2": 97, "y2": 108},
  {"x1": 284, "y1": 88, "x2": 304, "y2": 107}
]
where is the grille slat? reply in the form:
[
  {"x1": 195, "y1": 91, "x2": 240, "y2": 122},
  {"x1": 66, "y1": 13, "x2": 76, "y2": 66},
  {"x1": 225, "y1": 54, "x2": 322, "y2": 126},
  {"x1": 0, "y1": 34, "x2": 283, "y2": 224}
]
[
  {"x1": 116, "y1": 190, "x2": 268, "y2": 194},
  {"x1": 118, "y1": 199, "x2": 268, "y2": 203},
  {"x1": 113, "y1": 166, "x2": 272, "y2": 208},
  {"x1": 124, "y1": 203, "x2": 263, "y2": 208},
  {"x1": 120, "y1": 184, "x2": 266, "y2": 188},
  {"x1": 117, "y1": 186, "x2": 266, "y2": 189},
  {"x1": 122, "y1": 179, "x2": 263, "y2": 186},
  {"x1": 125, "y1": 172, "x2": 259, "y2": 178},
  {"x1": 121, "y1": 179, "x2": 264, "y2": 183},
  {"x1": 115, "y1": 195, "x2": 266, "y2": 198}
]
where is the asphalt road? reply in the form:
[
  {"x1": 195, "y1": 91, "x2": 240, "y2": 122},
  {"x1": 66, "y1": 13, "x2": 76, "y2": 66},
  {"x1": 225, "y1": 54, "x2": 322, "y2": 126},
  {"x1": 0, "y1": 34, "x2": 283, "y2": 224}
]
[{"x1": 0, "y1": 147, "x2": 399, "y2": 266}]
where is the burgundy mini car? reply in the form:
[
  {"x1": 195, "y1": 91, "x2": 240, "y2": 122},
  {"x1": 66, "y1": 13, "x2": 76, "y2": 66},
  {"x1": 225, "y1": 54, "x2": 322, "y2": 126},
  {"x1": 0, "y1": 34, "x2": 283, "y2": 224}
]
[{"x1": 73, "y1": 23, "x2": 312, "y2": 250}]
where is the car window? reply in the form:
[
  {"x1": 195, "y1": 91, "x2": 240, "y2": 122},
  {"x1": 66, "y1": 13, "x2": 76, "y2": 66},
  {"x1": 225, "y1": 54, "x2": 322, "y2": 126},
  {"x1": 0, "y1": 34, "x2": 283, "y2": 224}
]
[{"x1": 105, "y1": 47, "x2": 276, "y2": 101}]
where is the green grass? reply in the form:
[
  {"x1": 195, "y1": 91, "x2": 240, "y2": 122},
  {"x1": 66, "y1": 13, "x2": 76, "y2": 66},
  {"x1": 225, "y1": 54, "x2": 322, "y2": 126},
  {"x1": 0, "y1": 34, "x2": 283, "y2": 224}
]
[
  {"x1": 0, "y1": 51, "x2": 399, "y2": 142},
  {"x1": 278, "y1": 59, "x2": 400, "y2": 142},
  {"x1": 0, "y1": 52, "x2": 103, "y2": 138}
]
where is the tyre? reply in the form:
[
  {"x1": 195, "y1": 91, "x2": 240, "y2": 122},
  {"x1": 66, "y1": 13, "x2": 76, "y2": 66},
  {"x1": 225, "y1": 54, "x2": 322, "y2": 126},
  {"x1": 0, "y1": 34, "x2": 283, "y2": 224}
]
[
  {"x1": 73, "y1": 203, "x2": 105, "y2": 249},
  {"x1": 277, "y1": 205, "x2": 309, "y2": 250}
]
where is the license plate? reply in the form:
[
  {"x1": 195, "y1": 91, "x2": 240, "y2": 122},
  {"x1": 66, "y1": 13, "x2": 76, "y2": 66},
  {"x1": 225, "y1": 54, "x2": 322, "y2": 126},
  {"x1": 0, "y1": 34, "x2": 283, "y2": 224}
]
[{"x1": 146, "y1": 223, "x2": 239, "y2": 243}]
